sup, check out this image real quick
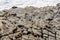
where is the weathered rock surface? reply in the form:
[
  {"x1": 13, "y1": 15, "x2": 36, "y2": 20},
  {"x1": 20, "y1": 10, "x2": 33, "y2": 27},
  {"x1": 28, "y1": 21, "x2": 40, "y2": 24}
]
[{"x1": 0, "y1": 3, "x2": 60, "y2": 40}]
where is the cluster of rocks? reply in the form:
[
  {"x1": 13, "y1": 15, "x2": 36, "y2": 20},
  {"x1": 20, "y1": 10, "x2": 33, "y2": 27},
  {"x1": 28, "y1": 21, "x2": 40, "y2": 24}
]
[{"x1": 0, "y1": 3, "x2": 60, "y2": 40}]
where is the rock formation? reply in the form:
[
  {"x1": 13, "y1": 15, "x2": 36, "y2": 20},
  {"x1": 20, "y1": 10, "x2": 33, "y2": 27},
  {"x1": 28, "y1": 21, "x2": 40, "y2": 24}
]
[{"x1": 0, "y1": 3, "x2": 60, "y2": 40}]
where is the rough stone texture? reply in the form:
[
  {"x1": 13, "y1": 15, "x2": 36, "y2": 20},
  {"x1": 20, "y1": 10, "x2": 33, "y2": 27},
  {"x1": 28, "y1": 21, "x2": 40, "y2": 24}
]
[{"x1": 0, "y1": 3, "x2": 60, "y2": 40}]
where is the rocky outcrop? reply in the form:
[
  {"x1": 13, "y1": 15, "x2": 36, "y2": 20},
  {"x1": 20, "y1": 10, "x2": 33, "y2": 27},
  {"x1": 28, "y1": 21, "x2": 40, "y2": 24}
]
[{"x1": 0, "y1": 3, "x2": 60, "y2": 40}]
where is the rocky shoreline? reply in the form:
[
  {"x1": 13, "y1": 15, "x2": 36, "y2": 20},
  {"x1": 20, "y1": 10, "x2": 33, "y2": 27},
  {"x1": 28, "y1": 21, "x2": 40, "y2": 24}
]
[{"x1": 0, "y1": 3, "x2": 60, "y2": 40}]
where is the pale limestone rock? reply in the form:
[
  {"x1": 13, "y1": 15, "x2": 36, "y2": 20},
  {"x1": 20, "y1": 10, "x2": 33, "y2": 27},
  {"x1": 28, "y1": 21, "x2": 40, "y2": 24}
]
[
  {"x1": 0, "y1": 4, "x2": 60, "y2": 40},
  {"x1": 0, "y1": 21, "x2": 3, "y2": 28}
]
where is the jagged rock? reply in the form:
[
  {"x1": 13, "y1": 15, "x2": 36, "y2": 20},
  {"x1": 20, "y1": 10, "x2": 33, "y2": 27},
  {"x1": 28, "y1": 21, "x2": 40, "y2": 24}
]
[{"x1": 0, "y1": 3, "x2": 60, "y2": 40}]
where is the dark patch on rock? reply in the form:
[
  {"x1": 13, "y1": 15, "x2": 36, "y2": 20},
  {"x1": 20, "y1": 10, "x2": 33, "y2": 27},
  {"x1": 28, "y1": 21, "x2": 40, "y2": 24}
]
[
  {"x1": 11, "y1": 13, "x2": 17, "y2": 17},
  {"x1": 45, "y1": 25, "x2": 51, "y2": 29},
  {"x1": 0, "y1": 34, "x2": 3, "y2": 38},
  {"x1": 9, "y1": 37, "x2": 13, "y2": 40},
  {"x1": 47, "y1": 18, "x2": 53, "y2": 21},
  {"x1": 18, "y1": 25, "x2": 24, "y2": 28},
  {"x1": 13, "y1": 28, "x2": 17, "y2": 33},
  {"x1": 12, "y1": 6, "x2": 17, "y2": 9}
]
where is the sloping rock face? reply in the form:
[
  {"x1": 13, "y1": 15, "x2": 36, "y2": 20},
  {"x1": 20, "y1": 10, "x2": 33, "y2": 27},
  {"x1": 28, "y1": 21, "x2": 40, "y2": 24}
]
[{"x1": 0, "y1": 4, "x2": 60, "y2": 40}]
